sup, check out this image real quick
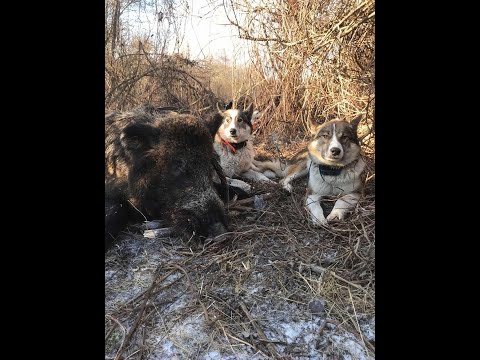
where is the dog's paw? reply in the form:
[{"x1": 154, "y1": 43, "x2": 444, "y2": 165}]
[
  {"x1": 263, "y1": 170, "x2": 278, "y2": 180},
  {"x1": 228, "y1": 178, "x2": 251, "y2": 192},
  {"x1": 258, "y1": 177, "x2": 277, "y2": 184},
  {"x1": 312, "y1": 216, "x2": 329, "y2": 227},
  {"x1": 280, "y1": 181, "x2": 293, "y2": 193},
  {"x1": 326, "y1": 209, "x2": 348, "y2": 222}
]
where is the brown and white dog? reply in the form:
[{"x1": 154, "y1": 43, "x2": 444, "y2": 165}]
[
  {"x1": 213, "y1": 102, "x2": 275, "y2": 191},
  {"x1": 253, "y1": 115, "x2": 365, "y2": 226}
]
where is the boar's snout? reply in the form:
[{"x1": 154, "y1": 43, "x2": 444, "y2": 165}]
[
  {"x1": 208, "y1": 221, "x2": 227, "y2": 238},
  {"x1": 171, "y1": 199, "x2": 228, "y2": 242}
]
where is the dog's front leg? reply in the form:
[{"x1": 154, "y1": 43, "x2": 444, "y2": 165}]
[
  {"x1": 242, "y1": 169, "x2": 276, "y2": 183},
  {"x1": 305, "y1": 193, "x2": 328, "y2": 226},
  {"x1": 280, "y1": 161, "x2": 309, "y2": 192},
  {"x1": 327, "y1": 193, "x2": 360, "y2": 222},
  {"x1": 227, "y1": 177, "x2": 252, "y2": 192},
  {"x1": 262, "y1": 170, "x2": 278, "y2": 179},
  {"x1": 249, "y1": 163, "x2": 278, "y2": 180}
]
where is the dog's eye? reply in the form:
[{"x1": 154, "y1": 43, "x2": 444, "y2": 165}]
[
  {"x1": 321, "y1": 134, "x2": 329, "y2": 139},
  {"x1": 238, "y1": 118, "x2": 243, "y2": 123},
  {"x1": 225, "y1": 117, "x2": 230, "y2": 123}
]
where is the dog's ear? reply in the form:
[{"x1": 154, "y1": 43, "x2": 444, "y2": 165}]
[
  {"x1": 216, "y1": 102, "x2": 225, "y2": 115},
  {"x1": 309, "y1": 117, "x2": 324, "y2": 135},
  {"x1": 309, "y1": 123, "x2": 321, "y2": 136},
  {"x1": 350, "y1": 114, "x2": 362, "y2": 135},
  {"x1": 244, "y1": 103, "x2": 254, "y2": 121},
  {"x1": 252, "y1": 110, "x2": 261, "y2": 123},
  {"x1": 250, "y1": 110, "x2": 262, "y2": 130},
  {"x1": 225, "y1": 101, "x2": 233, "y2": 110},
  {"x1": 120, "y1": 123, "x2": 161, "y2": 155}
]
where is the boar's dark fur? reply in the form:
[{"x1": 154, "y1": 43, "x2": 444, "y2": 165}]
[{"x1": 105, "y1": 108, "x2": 229, "y2": 251}]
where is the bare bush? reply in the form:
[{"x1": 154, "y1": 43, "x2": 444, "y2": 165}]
[
  {"x1": 223, "y1": 0, "x2": 375, "y2": 152},
  {"x1": 105, "y1": 0, "x2": 227, "y2": 113}
]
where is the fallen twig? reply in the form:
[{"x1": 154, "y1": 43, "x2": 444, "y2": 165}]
[
  {"x1": 105, "y1": 315, "x2": 126, "y2": 350},
  {"x1": 299, "y1": 262, "x2": 374, "y2": 301},
  {"x1": 229, "y1": 193, "x2": 274, "y2": 206},
  {"x1": 172, "y1": 264, "x2": 217, "y2": 326},
  {"x1": 144, "y1": 227, "x2": 173, "y2": 239},
  {"x1": 114, "y1": 266, "x2": 168, "y2": 360},
  {"x1": 239, "y1": 301, "x2": 281, "y2": 359}
]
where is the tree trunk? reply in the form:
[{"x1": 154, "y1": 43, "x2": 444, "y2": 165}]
[{"x1": 111, "y1": 0, "x2": 121, "y2": 56}]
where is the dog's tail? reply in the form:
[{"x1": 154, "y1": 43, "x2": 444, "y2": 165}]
[
  {"x1": 252, "y1": 158, "x2": 288, "y2": 177},
  {"x1": 253, "y1": 149, "x2": 309, "y2": 179}
]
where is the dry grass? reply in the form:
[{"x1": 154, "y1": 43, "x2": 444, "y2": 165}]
[{"x1": 224, "y1": 0, "x2": 375, "y2": 148}]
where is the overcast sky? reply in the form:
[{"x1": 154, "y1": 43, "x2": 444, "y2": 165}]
[
  {"x1": 183, "y1": 0, "x2": 246, "y2": 60},
  {"x1": 125, "y1": 0, "x2": 250, "y2": 64}
]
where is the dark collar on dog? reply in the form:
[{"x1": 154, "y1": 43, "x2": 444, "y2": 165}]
[
  {"x1": 318, "y1": 163, "x2": 343, "y2": 176},
  {"x1": 221, "y1": 139, "x2": 248, "y2": 153}
]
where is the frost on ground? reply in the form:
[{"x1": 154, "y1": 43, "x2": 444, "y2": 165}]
[{"x1": 105, "y1": 184, "x2": 375, "y2": 359}]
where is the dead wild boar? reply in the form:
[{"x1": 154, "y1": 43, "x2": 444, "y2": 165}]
[{"x1": 105, "y1": 107, "x2": 228, "y2": 251}]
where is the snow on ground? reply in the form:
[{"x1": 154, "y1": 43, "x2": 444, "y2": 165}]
[{"x1": 106, "y1": 225, "x2": 374, "y2": 359}]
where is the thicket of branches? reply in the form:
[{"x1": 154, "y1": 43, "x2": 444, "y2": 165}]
[
  {"x1": 105, "y1": 0, "x2": 244, "y2": 113},
  {"x1": 224, "y1": 0, "x2": 375, "y2": 149},
  {"x1": 105, "y1": 0, "x2": 375, "y2": 148}
]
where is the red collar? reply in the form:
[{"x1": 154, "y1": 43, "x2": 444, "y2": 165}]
[{"x1": 221, "y1": 139, "x2": 248, "y2": 153}]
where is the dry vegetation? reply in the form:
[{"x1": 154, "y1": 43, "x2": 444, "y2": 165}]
[
  {"x1": 105, "y1": 0, "x2": 254, "y2": 114},
  {"x1": 224, "y1": 0, "x2": 374, "y2": 147},
  {"x1": 105, "y1": 0, "x2": 375, "y2": 359},
  {"x1": 106, "y1": 180, "x2": 375, "y2": 359}
]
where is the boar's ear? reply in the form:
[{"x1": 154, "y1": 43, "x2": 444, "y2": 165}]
[
  {"x1": 120, "y1": 123, "x2": 161, "y2": 154},
  {"x1": 203, "y1": 112, "x2": 224, "y2": 139},
  {"x1": 350, "y1": 114, "x2": 362, "y2": 135}
]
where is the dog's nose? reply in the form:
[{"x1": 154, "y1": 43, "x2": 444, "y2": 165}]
[
  {"x1": 330, "y1": 147, "x2": 341, "y2": 156},
  {"x1": 230, "y1": 128, "x2": 237, "y2": 135}
]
